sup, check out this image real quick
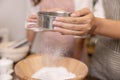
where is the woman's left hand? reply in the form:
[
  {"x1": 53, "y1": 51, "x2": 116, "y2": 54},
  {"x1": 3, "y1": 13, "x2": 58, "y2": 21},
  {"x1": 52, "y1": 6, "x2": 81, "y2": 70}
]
[{"x1": 53, "y1": 8, "x2": 95, "y2": 36}]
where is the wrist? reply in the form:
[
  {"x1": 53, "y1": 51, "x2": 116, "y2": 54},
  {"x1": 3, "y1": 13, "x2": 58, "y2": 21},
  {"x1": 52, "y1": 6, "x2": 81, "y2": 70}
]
[
  {"x1": 88, "y1": 17, "x2": 98, "y2": 36},
  {"x1": 93, "y1": 17, "x2": 101, "y2": 35}
]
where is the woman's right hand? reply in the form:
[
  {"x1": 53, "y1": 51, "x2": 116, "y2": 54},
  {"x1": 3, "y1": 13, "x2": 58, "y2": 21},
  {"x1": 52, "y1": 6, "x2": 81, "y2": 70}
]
[
  {"x1": 27, "y1": 14, "x2": 38, "y2": 23},
  {"x1": 26, "y1": 14, "x2": 38, "y2": 29}
]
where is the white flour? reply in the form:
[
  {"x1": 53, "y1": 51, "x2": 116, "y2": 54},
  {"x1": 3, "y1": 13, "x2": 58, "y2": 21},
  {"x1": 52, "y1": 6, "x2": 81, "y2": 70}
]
[{"x1": 32, "y1": 67, "x2": 76, "y2": 80}]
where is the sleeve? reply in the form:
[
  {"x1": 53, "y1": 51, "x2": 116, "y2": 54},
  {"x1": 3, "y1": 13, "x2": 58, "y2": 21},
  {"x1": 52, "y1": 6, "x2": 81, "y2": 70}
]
[{"x1": 93, "y1": 0, "x2": 105, "y2": 18}]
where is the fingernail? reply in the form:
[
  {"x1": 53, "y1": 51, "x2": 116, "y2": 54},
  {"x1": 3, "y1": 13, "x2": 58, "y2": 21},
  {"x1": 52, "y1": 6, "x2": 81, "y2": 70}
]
[
  {"x1": 71, "y1": 13, "x2": 76, "y2": 17},
  {"x1": 55, "y1": 17, "x2": 62, "y2": 20},
  {"x1": 53, "y1": 21, "x2": 57, "y2": 25},
  {"x1": 53, "y1": 21, "x2": 61, "y2": 25},
  {"x1": 54, "y1": 27, "x2": 59, "y2": 30}
]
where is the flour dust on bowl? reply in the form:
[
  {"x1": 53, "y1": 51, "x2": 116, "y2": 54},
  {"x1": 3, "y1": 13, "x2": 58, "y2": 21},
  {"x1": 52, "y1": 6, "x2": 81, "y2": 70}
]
[{"x1": 15, "y1": 55, "x2": 88, "y2": 80}]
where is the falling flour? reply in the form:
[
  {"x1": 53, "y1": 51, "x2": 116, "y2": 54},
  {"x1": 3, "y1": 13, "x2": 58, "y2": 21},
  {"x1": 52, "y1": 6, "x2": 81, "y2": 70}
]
[{"x1": 32, "y1": 67, "x2": 76, "y2": 80}]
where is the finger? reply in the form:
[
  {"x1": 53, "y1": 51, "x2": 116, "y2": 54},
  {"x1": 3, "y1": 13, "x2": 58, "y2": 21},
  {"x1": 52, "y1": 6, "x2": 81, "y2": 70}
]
[
  {"x1": 28, "y1": 15, "x2": 38, "y2": 19},
  {"x1": 71, "y1": 8, "x2": 91, "y2": 17},
  {"x1": 54, "y1": 27, "x2": 87, "y2": 36},
  {"x1": 26, "y1": 24, "x2": 37, "y2": 28},
  {"x1": 27, "y1": 18, "x2": 38, "y2": 22},
  {"x1": 53, "y1": 21, "x2": 87, "y2": 31},
  {"x1": 55, "y1": 14, "x2": 92, "y2": 24}
]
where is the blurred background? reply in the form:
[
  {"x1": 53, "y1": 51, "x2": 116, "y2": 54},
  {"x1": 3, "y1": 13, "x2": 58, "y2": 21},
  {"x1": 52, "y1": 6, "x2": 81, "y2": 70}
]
[{"x1": 0, "y1": 0, "x2": 28, "y2": 41}]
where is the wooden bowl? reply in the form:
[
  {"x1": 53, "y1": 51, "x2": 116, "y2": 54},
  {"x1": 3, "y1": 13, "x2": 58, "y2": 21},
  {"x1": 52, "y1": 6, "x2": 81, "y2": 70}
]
[{"x1": 15, "y1": 55, "x2": 88, "y2": 80}]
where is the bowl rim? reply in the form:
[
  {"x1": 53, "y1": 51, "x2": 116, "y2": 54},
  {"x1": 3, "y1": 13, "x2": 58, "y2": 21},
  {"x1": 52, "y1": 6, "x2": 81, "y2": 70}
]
[{"x1": 15, "y1": 54, "x2": 88, "y2": 80}]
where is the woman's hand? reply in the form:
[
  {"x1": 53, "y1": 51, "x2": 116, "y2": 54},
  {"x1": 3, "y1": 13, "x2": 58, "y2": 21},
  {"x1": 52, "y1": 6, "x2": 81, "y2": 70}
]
[
  {"x1": 27, "y1": 14, "x2": 38, "y2": 23},
  {"x1": 26, "y1": 14, "x2": 38, "y2": 29},
  {"x1": 53, "y1": 8, "x2": 96, "y2": 36}
]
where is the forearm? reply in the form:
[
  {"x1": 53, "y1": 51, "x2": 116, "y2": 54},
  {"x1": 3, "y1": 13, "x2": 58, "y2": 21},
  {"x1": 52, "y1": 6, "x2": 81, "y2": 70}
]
[
  {"x1": 94, "y1": 17, "x2": 120, "y2": 39},
  {"x1": 26, "y1": 30, "x2": 36, "y2": 43}
]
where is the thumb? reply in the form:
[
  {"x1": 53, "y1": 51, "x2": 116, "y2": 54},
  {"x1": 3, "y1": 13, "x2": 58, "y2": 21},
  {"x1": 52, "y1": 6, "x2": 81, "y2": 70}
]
[{"x1": 71, "y1": 8, "x2": 91, "y2": 17}]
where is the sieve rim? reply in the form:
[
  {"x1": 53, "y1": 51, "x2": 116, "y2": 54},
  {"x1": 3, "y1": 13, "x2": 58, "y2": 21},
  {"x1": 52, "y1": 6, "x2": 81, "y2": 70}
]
[{"x1": 38, "y1": 11, "x2": 71, "y2": 17}]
